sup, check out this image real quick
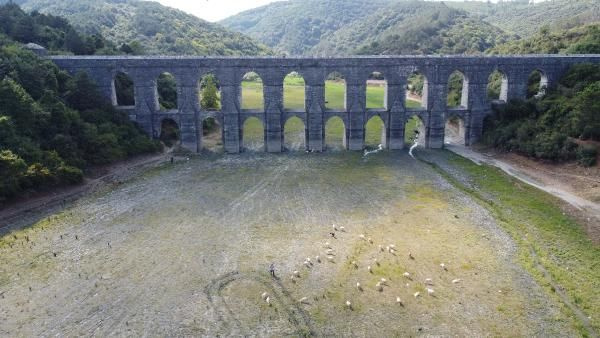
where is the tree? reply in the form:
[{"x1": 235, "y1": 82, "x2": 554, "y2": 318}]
[
  {"x1": 0, "y1": 149, "x2": 27, "y2": 200},
  {"x1": 200, "y1": 74, "x2": 220, "y2": 110}
]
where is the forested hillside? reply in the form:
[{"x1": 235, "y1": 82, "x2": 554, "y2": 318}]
[
  {"x1": 220, "y1": 0, "x2": 393, "y2": 55},
  {"x1": 2, "y1": 0, "x2": 272, "y2": 56},
  {"x1": 314, "y1": 2, "x2": 512, "y2": 56},
  {"x1": 0, "y1": 4, "x2": 160, "y2": 202}
]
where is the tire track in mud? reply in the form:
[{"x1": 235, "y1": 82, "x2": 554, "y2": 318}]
[{"x1": 204, "y1": 271, "x2": 315, "y2": 336}]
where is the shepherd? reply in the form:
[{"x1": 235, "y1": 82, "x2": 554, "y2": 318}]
[{"x1": 269, "y1": 263, "x2": 276, "y2": 277}]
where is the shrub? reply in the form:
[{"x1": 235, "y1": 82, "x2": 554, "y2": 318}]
[{"x1": 576, "y1": 144, "x2": 598, "y2": 167}]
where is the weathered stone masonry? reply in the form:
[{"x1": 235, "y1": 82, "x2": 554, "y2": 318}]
[{"x1": 50, "y1": 55, "x2": 600, "y2": 153}]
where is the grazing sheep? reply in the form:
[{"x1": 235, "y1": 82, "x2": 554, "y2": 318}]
[
  {"x1": 266, "y1": 296, "x2": 271, "y2": 306},
  {"x1": 326, "y1": 249, "x2": 335, "y2": 255},
  {"x1": 327, "y1": 256, "x2": 335, "y2": 262},
  {"x1": 356, "y1": 282, "x2": 362, "y2": 291},
  {"x1": 378, "y1": 245, "x2": 384, "y2": 252},
  {"x1": 403, "y1": 272, "x2": 411, "y2": 279},
  {"x1": 324, "y1": 242, "x2": 331, "y2": 248},
  {"x1": 340, "y1": 226, "x2": 346, "y2": 232},
  {"x1": 368, "y1": 265, "x2": 372, "y2": 273},
  {"x1": 293, "y1": 270, "x2": 300, "y2": 278},
  {"x1": 425, "y1": 278, "x2": 433, "y2": 285},
  {"x1": 396, "y1": 297, "x2": 403, "y2": 306},
  {"x1": 304, "y1": 261, "x2": 311, "y2": 268},
  {"x1": 315, "y1": 255, "x2": 321, "y2": 263},
  {"x1": 332, "y1": 224, "x2": 337, "y2": 231},
  {"x1": 306, "y1": 257, "x2": 312, "y2": 264},
  {"x1": 452, "y1": 279, "x2": 461, "y2": 284},
  {"x1": 346, "y1": 300, "x2": 352, "y2": 309},
  {"x1": 351, "y1": 261, "x2": 358, "y2": 268},
  {"x1": 299, "y1": 297, "x2": 308, "y2": 304},
  {"x1": 440, "y1": 263, "x2": 447, "y2": 271},
  {"x1": 368, "y1": 237, "x2": 373, "y2": 244},
  {"x1": 380, "y1": 278, "x2": 387, "y2": 285},
  {"x1": 359, "y1": 234, "x2": 366, "y2": 240},
  {"x1": 261, "y1": 292, "x2": 268, "y2": 300},
  {"x1": 408, "y1": 252, "x2": 414, "y2": 260},
  {"x1": 427, "y1": 288, "x2": 435, "y2": 296},
  {"x1": 389, "y1": 244, "x2": 396, "y2": 250},
  {"x1": 376, "y1": 282, "x2": 383, "y2": 292},
  {"x1": 386, "y1": 246, "x2": 390, "y2": 252},
  {"x1": 414, "y1": 292, "x2": 420, "y2": 298}
]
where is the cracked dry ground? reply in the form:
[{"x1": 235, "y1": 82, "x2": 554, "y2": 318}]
[{"x1": 0, "y1": 152, "x2": 579, "y2": 336}]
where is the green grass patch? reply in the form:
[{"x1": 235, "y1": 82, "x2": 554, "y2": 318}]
[{"x1": 425, "y1": 152, "x2": 600, "y2": 335}]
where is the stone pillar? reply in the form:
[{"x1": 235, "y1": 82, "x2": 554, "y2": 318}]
[
  {"x1": 263, "y1": 75, "x2": 283, "y2": 153},
  {"x1": 506, "y1": 66, "x2": 528, "y2": 101},
  {"x1": 220, "y1": 69, "x2": 241, "y2": 154},
  {"x1": 426, "y1": 70, "x2": 447, "y2": 149},
  {"x1": 176, "y1": 72, "x2": 200, "y2": 153},
  {"x1": 133, "y1": 72, "x2": 158, "y2": 137},
  {"x1": 305, "y1": 71, "x2": 324, "y2": 152},
  {"x1": 465, "y1": 72, "x2": 490, "y2": 146},
  {"x1": 346, "y1": 74, "x2": 365, "y2": 151},
  {"x1": 387, "y1": 76, "x2": 406, "y2": 150}
]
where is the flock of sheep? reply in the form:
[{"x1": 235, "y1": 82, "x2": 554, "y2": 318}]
[{"x1": 260, "y1": 223, "x2": 463, "y2": 311}]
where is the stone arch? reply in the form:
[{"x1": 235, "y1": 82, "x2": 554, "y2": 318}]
[
  {"x1": 527, "y1": 69, "x2": 549, "y2": 99},
  {"x1": 324, "y1": 115, "x2": 347, "y2": 151},
  {"x1": 157, "y1": 72, "x2": 178, "y2": 111},
  {"x1": 406, "y1": 71, "x2": 428, "y2": 109},
  {"x1": 202, "y1": 115, "x2": 223, "y2": 152},
  {"x1": 283, "y1": 71, "x2": 306, "y2": 111},
  {"x1": 364, "y1": 115, "x2": 386, "y2": 148},
  {"x1": 240, "y1": 71, "x2": 264, "y2": 111},
  {"x1": 366, "y1": 71, "x2": 387, "y2": 110},
  {"x1": 159, "y1": 117, "x2": 180, "y2": 148},
  {"x1": 242, "y1": 116, "x2": 265, "y2": 151},
  {"x1": 283, "y1": 115, "x2": 306, "y2": 151},
  {"x1": 444, "y1": 114, "x2": 466, "y2": 146},
  {"x1": 199, "y1": 73, "x2": 221, "y2": 111},
  {"x1": 112, "y1": 71, "x2": 135, "y2": 107},
  {"x1": 325, "y1": 71, "x2": 346, "y2": 111},
  {"x1": 447, "y1": 70, "x2": 469, "y2": 109},
  {"x1": 404, "y1": 114, "x2": 425, "y2": 147},
  {"x1": 487, "y1": 69, "x2": 508, "y2": 102}
]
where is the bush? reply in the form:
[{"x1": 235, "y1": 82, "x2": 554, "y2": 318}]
[{"x1": 576, "y1": 144, "x2": 598, "y2": 167}]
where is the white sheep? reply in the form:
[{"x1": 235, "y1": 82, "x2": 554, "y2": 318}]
[
  {"x1": 414, "y1": 292, "x2": 420, "y2": 298},
  {"x1": 376, "y1": 282, "x2": 383, "y2": 292},
  {"x1": 368, "y1": 237, "x2": 373, "y2": 244},
  {"x1": 359, "y1": 234, "x2": 366, "y2": 240},
  {"x1": 389, "y1": 244, "x2": 396, "y2": 250},
  {"x1": 327, "y1": 256, "x2": 335, "y2": 262},
  {"x1": 425, "y1": 278, "x2": 433, "y2": 285},
  {"x1": 427, "y1": 288, "x2": 435, "y2": 296},
  {"x1": 293, "y1": 270, "x2": 300, "y2": 278},
  {"x1": 440, "y1": 263, "x2": 447, "y2": 271},
  {"x1": 452, "y1": 279, "x2": 461, "y2": 284},
  {"x1": 306, "y1": 257, "x2": 312, "y2": 264},
  {"x1": 396, "y1": 297, "x2": 403, "y2": 305},
  {"x1": 266, "y1": 296, "x2": 271, "y2": 305},
  {"x1": 299, "y1": 297, "x2": 308, "y2": 304},
  {"x1": 261, "y1": 292, "x2": 268, "y2": 300},
  {"x1": 356, "y1": 282, "x2": 362, "y2": 291},
  {"x1": 351, "y1": 261, "x2": 358, "y2": 268},
  {"x1": 378, "y1": 245, "x2": 384, "y2": 252},
  {"x1": 332, "y1": 224, "x2": 337, "y2": 231},
  {"x1": 315, "y1": 255, "x2": 321, "y2": 263},
  {"x1": 403, "y1": 272, "x2": 411, "y2": 278},
  {"x1": 380, "y1": 278, "x2": 387, "y2": 285},
  {"x1": 304, "y1": 261, "x2": 311, "y2": 268},
  {"x1": 326, "y1": 248, "x2": 334, "y2": 254},
  {"x1": 408, "y1": 252, "x2": 414, "y2": 260},
  {"x1": 346, "y1": 300, "x2": 352, "y2": 309},
  {"x1": 324, "y1": 241, "x2": 331, "y2": 248},
  {"x1": 386, "y1": 246, "x2": 391, "y2": 252},
  {"x1": 368, "y1": 265, "x2": 372, "y2": 273},
  {"x1": 340, "y1": 226, "x2": 346, "y2": 232}
]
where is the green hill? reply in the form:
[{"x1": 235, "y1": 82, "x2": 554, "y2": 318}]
[
  {"x1": 220, "y1": 0, "x2": 394, "y2": 55},
  {"x1": 2, "y1": 0, "x2": 272, "y2": 56},
  {"x1": 313, "y1": 2, "x2": 513, "y2": 56}
]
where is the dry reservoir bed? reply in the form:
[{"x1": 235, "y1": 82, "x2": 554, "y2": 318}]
[{"x1": 0, "y1": 152, "x2": 574, "y2": 336}]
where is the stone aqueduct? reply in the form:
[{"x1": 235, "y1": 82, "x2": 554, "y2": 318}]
[{"x1": 50, "y1": 55, "x2": 600, "y2": 153}]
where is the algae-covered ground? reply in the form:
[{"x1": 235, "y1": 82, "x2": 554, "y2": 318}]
[{"x1": 2, "y1": 148, "x2": 595, "y2": 336}]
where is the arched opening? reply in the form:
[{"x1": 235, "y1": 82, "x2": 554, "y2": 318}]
[
  {"x1": 283, "y1": 116, "x2": 306, "y2": 151},
  {"x1": 157, "y1": 72, "x2": 177, "y2": 111},
  {"x1": 242, "y1": 117, "x2": 264, "y2": 151},
  {"x1": 364, "y1": 116, "x2": 385, "y2": 148},
  {"x1": 487, "y1": 70, "x2": 508, "y2": 102},
  {"x1": 325, "y1": 72, "x2": 346, "y2": 111},
  {"x1": 404, "y1": 115, "x2": 425, "y2": 147},
  {"x1": 447, "y1": 71, "x2": 468, "y2": 109},
  {"x1": 202, "y1": 117, "x2": 223, "y2": 152},
  {"x1": 241, "y1": 72, "x2": 264, "y2": 111},
  {"x1": 113, "y1": 72, "x2": 134, "y2": 107},
  {"x1": 444, "y1": 116, "x2": 466, "y2": 146},
  {"x1": 406, "y1": 72, "x2": 427, "y2": 109},
  {"x1": 325, "y1": 116, "x2": 346, "y2": 151},
  {"x1": 199, "y1": 73, "x2": 221, "y2": 111},
  {"x1": 160, "y1": 118, "x2": 180, "y2": 148},
  {"x1": 366, "y1": 71, "x2": 387, "y2": 110},
  {"x1": 527, "y1": 69, "x2": 548, "y2": 99},
  {"x1": 284, "y1": 72, "x2": 305, "y2": 111}
]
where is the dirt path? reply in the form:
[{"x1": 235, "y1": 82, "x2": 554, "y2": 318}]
[
  {"x1": 0, "y1": 153, "x2": 168, "y2": 230},
  {"x1": 446, "y1": 144, "x2": 600, "y2": 241}
]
